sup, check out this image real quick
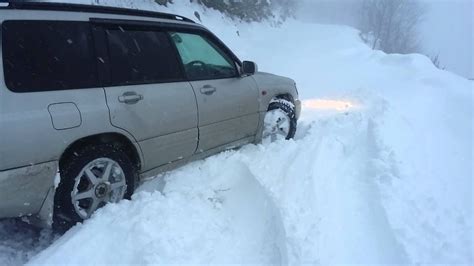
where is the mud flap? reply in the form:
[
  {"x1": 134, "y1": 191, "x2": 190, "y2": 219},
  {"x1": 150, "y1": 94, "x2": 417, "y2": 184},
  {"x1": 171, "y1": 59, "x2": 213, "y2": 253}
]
[{"x1": 29, "y1": 186, "x2": 55, "y2": 228}]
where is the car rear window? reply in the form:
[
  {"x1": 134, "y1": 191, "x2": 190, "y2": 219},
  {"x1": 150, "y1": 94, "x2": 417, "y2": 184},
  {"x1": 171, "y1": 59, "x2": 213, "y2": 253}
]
[{"x1": 2, "y1": 21, "x2": 99, "y2": 92}]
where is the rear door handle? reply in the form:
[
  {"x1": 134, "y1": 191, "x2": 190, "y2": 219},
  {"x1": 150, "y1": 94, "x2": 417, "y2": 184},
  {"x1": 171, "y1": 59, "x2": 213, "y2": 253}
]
[
  {"x1": 200, "y1": 85, "x2": 217, "y2": 95},
  {"x1": 118, "y1": 92, "x2": 143, "y2": 104}
]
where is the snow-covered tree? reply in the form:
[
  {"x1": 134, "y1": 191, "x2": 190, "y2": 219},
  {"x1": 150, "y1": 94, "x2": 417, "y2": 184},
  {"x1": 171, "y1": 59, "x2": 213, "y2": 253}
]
[
  {"x1": 189, "y1": 0, "x2": 295, "y2": 22},
  {"x1": 191, "y1": 0, "x2": 272, "y2": 22},
  {"x1": 271, "y1": 0, "x2": 297, "y2": 20},
  {"x1": 154, "y1": 0, "x2": 173, "y2": 6}
]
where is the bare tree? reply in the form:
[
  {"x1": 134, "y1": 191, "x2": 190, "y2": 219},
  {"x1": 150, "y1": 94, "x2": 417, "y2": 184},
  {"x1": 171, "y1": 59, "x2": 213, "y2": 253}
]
[
  {"x1": 358, "y1": 0, "x2": 425, "y2": 54},
  {"x1": 429, "y1": 53, "x2": 445, "y2": 70}
]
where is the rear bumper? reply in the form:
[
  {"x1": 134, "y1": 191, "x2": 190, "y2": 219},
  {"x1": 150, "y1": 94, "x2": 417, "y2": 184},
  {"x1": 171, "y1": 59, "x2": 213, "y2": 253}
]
[
  {"x1": 294, "y1": 99, "x2": 302, "y2": 120},
  {"x1": 0, "y1": 161, "x2": 57, "y2": 222}
]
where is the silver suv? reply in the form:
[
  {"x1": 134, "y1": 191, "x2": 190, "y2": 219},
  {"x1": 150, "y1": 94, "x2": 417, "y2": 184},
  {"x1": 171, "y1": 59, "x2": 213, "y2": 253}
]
[{"x1": 0, "y1": 2, "x2": 301, "y2": 229}]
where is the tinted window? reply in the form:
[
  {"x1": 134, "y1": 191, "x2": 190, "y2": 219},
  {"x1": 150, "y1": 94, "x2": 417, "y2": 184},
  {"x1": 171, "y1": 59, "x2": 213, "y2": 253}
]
[
  {"x1": 170, "y1": 32, "x2": 238, "y2": 80},
  {"x1": 106, "y1": 29, "x2": 183, "y2": 86},
  {"x1": 2, "y1": 21, "x2": 99, "y2": 92}
]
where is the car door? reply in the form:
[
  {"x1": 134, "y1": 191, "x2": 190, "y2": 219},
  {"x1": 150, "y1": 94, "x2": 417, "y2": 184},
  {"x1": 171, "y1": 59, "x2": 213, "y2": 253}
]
[
  {"x1": 170, "y1": 31, "x2": 259, "y2": 152},
  {"x1": 98, "y1": 24, "x2": 198, "y2": 171}
]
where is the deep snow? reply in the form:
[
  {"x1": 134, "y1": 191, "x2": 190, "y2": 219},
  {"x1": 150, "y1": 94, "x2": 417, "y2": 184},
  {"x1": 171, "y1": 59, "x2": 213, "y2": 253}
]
[{"x1": 1, "y1": 0, "x2": 472, "y2": 265}]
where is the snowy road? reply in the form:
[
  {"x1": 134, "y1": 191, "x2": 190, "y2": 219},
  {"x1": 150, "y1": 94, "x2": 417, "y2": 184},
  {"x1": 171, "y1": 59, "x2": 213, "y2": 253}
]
[
  {"x1": 1, "y1": 90, "x2": 472, "y2": 264},
  {"x1": 0, "y1": 100, "x2": 421, "y2": 265},
  {"x1": 0, "y1": 102, "x2": 384, "y2": 265},
  {"x1": 1, "y1": 1, "x2": 472, "y2": 264}
]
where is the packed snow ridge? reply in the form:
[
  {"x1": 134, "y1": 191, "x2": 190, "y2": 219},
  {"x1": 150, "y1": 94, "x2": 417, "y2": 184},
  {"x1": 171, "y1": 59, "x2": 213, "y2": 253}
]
[{"x1": 1, "y1": 0, "x2": 472, "y2": 265}]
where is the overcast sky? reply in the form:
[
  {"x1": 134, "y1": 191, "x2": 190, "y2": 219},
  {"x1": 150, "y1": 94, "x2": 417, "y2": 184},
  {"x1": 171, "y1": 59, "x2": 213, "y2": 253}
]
[
  {"x1": 297, "y1": 0, "x2": 473, "y2": 79},
  {"x1": 419, "y1": 0, "x2": 473, "y2": 79}
]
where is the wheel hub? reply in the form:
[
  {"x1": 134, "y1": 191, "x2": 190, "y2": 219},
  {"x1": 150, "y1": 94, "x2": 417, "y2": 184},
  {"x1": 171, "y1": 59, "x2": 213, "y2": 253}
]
[
  {"x1": 263, "y1": 109, "x2": 291, "y2": 141},
  {"x1": 72, "y1": 158, "x2": 127, "y2": 219},
  {"x1": 94, "y1": 183, "x2": 109, "y2": 199}
]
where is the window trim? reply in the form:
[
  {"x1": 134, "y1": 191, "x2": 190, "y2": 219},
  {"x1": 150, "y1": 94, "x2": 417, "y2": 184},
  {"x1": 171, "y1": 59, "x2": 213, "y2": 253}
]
[
  {"x1": 2, "y1": 19, "x2": 246, "y2": 92},
  {"x1": 90, "y1": 18, "x2": 241, "y2": 63},
  {"x1": 91, "y1": 18, "x2": 243, "y2": 82}
]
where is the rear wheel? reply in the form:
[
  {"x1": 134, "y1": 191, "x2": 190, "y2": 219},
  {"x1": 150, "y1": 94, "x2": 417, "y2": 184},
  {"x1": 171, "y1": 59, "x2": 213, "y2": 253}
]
[
  {"x1": 53, "y1": 144, "x2": 137, "y2": 231},
  {"x1": 263, "y1": 99, "x2": 297, "y2": 142}
]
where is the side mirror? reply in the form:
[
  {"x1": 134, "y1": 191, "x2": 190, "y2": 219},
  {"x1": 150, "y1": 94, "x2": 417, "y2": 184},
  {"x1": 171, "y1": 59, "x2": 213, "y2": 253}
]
[{"x1": 242, "y1": 61, "x2": 258, "y2": 75}]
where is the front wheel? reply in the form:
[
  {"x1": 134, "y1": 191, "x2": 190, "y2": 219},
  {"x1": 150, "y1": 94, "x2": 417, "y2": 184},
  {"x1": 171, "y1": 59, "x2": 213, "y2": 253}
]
[
  {"x1": 53, "y1": 144, "x2": 137, "y2": 231},
  {"x1": 263, "y1": 99, "x2": 297, "y2": 142}
]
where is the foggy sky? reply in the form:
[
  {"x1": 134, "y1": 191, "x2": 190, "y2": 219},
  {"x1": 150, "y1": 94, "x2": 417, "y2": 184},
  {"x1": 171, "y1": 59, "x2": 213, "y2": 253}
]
[
  {"x1": 297, "y1": 0, "x2": 473, "y2": 79},
  {"x1": 419, "y1": 0, "x2": 473, "y2": 79}
]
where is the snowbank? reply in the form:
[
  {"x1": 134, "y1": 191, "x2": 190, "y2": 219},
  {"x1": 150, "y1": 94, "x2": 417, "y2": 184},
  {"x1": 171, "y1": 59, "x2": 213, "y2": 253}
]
[{"x1": 9, "y1": 0, "x2": 474, "y2": 265}]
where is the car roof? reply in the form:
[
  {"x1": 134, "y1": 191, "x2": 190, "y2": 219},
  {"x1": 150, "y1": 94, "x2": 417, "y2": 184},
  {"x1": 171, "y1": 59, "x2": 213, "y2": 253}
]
[{"x1": 0, "y1": 1, "x2": 195, "y2": 24}]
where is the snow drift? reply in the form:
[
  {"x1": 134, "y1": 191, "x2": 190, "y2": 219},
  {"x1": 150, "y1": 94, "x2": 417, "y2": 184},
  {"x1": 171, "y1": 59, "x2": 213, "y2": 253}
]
[{"x1": 2, "y1": 0, "x2": 472, "y2": 265}]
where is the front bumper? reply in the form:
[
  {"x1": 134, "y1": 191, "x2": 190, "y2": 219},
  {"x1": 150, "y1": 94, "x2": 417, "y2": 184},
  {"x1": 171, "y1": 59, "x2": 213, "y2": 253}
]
[
  {"x1": 0, "y1": 161, "x2": 57, "y2": 224},
  {"x1": 294, "y1": 99, "x2": 302, "y2": 120}
]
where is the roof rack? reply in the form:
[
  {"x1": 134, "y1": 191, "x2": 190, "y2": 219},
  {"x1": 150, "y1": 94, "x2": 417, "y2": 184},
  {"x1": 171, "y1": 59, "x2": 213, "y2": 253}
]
[{"x1": 0, "y1": 1, "x2": 195, "y2": 23}]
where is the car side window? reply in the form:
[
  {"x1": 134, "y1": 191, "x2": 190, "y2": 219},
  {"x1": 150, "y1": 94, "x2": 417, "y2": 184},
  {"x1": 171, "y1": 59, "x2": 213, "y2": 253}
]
[
  {"x1": 106, "y1": 28, "x2": 184, "y2": 86},
  {"x1": 2, "y1": 21, "x2": 99, "y2": 92},
  {"x1": 170, "y1": 32, "x2": 238, "y2": 80}
]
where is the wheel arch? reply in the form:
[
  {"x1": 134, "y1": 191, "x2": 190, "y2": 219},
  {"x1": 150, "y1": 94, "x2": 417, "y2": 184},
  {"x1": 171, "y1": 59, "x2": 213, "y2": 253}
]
[
  {"x1": 272, "y1": 93, "x2": 295, "y2": 104},
  {"x1": 59, "y1": 132, "x2": 141, "y2": 172}
]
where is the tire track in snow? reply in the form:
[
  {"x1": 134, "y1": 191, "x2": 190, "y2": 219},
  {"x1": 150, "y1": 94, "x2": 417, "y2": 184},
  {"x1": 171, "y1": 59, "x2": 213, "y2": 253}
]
[
  {"x1": 307, "y1": 106, "x2": 409, "y2": 264},
  {"x1": 237, "y1": 104, "x2": 410, "y2": 264},
  {"x1": 3, "y1": 104, "x2": 410, "y2": 265},
  {"x1": 237, "y1": 125, "x2": 323, "y2": 264}
]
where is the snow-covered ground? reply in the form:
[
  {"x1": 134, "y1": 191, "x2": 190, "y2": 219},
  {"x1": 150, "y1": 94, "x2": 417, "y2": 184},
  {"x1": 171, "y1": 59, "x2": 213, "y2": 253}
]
[{"x1": 1, "y1": 0, "x2": 472, "y2": 265}]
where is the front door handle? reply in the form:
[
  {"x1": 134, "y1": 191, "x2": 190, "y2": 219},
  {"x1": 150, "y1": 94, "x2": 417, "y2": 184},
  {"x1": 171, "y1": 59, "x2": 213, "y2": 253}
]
[
  {"x1": 118, "y1": 92, "x2": 143, "y2": 104},
  {"x1": 200, "y1": 85, "x2": 217, "y2": 95}
]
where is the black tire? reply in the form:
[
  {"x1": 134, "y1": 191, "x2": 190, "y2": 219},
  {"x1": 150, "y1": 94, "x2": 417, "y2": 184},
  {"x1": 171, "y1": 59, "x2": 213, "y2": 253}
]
[
  {"x1": 267, "y1": 99, "x2": 298, "y2": 140},
  {"x1": 53, "y1": 143, "x2": 137, "y2": 231}
]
